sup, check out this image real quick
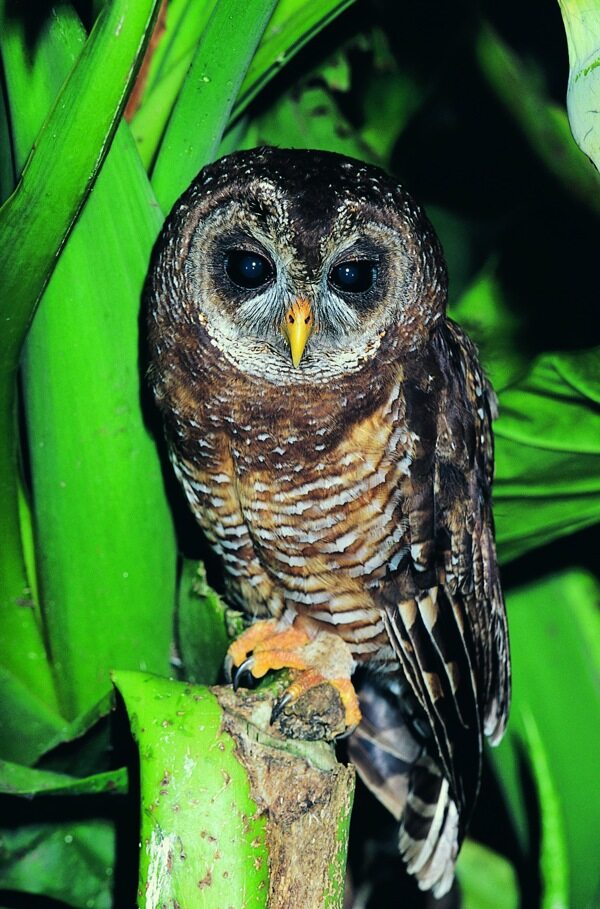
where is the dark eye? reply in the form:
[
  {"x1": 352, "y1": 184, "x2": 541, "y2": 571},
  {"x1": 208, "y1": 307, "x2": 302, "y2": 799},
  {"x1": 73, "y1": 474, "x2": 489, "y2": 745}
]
[
  {"x1": 329, "y1": 260, "x2": 377, "y2": 293},
  {"x1": 225, "y1": 249, "x2": 274, "y2": 290}
]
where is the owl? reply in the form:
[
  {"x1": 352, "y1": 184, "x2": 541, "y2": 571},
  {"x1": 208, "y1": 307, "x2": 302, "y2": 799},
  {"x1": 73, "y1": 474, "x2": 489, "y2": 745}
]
[{"x1": 146, "y1": 147, "x2": 510, "y2": 897}]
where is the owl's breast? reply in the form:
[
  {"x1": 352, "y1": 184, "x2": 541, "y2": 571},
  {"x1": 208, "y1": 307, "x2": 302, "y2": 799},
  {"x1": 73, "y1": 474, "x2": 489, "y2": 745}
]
[
  {"x1": 226, "y1": 383, "x2": 416, "y2": 661},
  {"x1": 168, "y1": 365, "x2": 418, "y2": 662}
]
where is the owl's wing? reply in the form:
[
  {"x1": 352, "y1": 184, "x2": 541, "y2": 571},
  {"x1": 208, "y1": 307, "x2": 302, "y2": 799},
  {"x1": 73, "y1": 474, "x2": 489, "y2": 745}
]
[{"x1": 359, "y1": 319, "x2": 510, "y2": 893}]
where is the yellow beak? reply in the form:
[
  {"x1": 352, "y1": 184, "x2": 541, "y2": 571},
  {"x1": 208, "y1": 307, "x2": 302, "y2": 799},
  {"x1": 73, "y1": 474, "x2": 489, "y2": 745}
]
[{"x1": 281, "y1": 298, "x2": 314, "y2": 368}]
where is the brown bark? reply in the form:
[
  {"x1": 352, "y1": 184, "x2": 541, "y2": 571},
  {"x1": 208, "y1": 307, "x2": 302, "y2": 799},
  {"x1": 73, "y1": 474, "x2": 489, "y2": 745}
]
[{"x1": 214, "y1": 681, "x2": 356, "y2": 908}]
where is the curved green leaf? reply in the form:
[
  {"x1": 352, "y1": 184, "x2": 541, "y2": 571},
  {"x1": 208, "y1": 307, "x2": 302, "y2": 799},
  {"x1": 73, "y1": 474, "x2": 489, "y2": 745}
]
[
  {"x1": 559, "y1": 0, "x2": 600, "y2": 172},
  {"x1": 457, "y1": 840, "x2": 519, "y2": 909},
  {"x1": 0, "y1": 0, "x2": 162, "y2": 713},
  {"x1": 491, "y1": 570, "x2": 600, "y2": 908},
  {"x1": 0, "y1": 760, "x2": 127, "y2": 797},
  {"x1": 494, "y1": 347, "x2": 600, "y2": 562}
]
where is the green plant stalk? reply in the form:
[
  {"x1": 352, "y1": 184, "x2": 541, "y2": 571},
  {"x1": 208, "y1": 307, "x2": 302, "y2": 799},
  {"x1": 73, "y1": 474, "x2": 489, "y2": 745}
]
[
  {"x1": 0, "y1": 0, "x2": 161, "y2": 705},
  {"x1": 476, "y1": 21, "x2": 600, "y2": 217},
  {"x1": 151, "y1": 0, "x2": 278, "y2": 211},
  {"x1": 113, "y1": 672, "x2": 270, "y2": 908},
  {"x1": 325, "y1": 788, "x2": 354, "y2": 909}
]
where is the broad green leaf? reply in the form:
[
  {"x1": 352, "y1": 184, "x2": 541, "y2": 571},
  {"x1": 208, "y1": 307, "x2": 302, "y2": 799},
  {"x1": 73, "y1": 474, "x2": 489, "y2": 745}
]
[
  {"x1": 0, "y1": 668, "x2": 64, "y2": 765},
  {"x1": 0, "y1": 815, "x2": 115, "y2": 909},
  {"x1": 0, "y1": 0, "x2": 161, "y2": 353},
  {"x1": 22, "y1": 127, "x2": 176, "y2": 717},
  {"x1": 354, "y1": 29, "x2": 425, "y2": 166},
  {"x1": 148, "y1": 0, "x2": 358, "y2": 203},
  {"x1": 0, "y1": 760, "x2": 126, "y2": 797},
  {"x1": 112, "y1": 671, "x2": 269, "y2": 908},
  {"x1": 491, "y1": 570, "x2": 600, "y2": 909},
  {"x1": 1, "y1": 6, "x2": 177, "y2": 719},
  {"x1": 176, "y1": 559, "x2": 229, "y2": 685},
  {"x1": 476, "y1": 22, "x2": 600, "y2": 217},
  {"x1": 0, "y1": 61, "x2": 12, "y2": 205},
  {"x1": 0, "y1": 0, "x2": 162, "y2": 713},
  {"x1": 457, "y1": 839, "x2": 519, "y2": 909},
  {"x1": 494, "y1": 347, "x2": 600, "y2": 563},
  {"x1": 0, "y1": 684, "x2": 113, "y2": 768},
  {"x1": 558, "y1": 0, "x2": 600, "y2": 172},
  {"x1": 152, "y1": 0, "x2": 278, "y2": 211}
]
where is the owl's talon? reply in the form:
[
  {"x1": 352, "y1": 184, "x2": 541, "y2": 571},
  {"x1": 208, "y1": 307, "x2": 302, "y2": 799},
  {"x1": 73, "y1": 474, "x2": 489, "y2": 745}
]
[
  {"x1": 233, "y1": 657, "x2": 256, "y2": 691},
  {"x1": 271, "y1": 691, "x2": 293, "y2": 723}
]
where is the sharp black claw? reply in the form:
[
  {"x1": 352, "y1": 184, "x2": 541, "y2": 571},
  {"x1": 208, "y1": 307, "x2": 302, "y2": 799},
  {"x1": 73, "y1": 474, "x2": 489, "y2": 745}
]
[
  {"x1": 271, "y1": 692, "x2": 292, "y2": 723},
  {"x1": 233, "y1": 657, "x2": 255, "y2": 691}
]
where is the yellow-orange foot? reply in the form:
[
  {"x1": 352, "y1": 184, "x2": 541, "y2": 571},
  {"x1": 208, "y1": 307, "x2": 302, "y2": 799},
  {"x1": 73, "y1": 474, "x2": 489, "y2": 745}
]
[{"x1": 227, "y1": 618, "x2": 362, "y2": 730}]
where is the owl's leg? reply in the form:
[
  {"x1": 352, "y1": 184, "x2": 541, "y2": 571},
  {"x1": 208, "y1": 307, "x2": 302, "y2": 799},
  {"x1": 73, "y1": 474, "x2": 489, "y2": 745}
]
[{"x1": 228, "y1": 618, "x2": 362, "y2": 729}]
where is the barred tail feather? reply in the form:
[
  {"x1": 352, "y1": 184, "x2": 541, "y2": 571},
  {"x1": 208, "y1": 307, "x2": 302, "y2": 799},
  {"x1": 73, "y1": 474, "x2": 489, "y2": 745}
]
[
  {"x1": 399, "y1": 755, "x2": 460, "y2": 897},
  {"x1": 348, "y1": 677, "x2": 461, "y2": 897}
]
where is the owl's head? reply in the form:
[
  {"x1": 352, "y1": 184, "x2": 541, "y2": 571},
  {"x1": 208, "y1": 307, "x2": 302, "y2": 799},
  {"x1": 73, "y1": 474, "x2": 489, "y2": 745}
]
[{"x1": 148, "y1": 147, "x2": 447, "y2": 386}]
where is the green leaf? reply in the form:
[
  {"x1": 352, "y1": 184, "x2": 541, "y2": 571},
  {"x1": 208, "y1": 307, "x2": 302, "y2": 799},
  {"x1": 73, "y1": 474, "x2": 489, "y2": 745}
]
[
  {"x1": 151, "y1": 0, "x2": 279, "y2": 211},
  {"x1": 558, "y1": 0, "x2": 600, "y2": 172},
  {"x1": 457, "y1": 839, "x2": 519, "y2": 909},
  {"x1": 0, "y1": 685, "x2": 114, "y2": 769},
  {"x1": 135, "y1": 0, "x2": 358, "y2": 177},
  {"x1": 21, "y1": 123, "x2": 176, "y2": 718},
  {"x1": 0, "y1": 668, "x2": 64, "y2": 765},
  {"x1": 234, "y1": 0, "x2": 357, "y2": 118},
  {"x1": 494, "y1": 347, "x2": 600, "y2": 563},
  {"x1": 0, "y1": 0, "x2": 163, "y2": 715},
  {"x1": 0, "y1": 815, "x2": 115, "y2": 909},
  {"x1": 520, "y1": 709, "x2": 569, "y2": 909},
  {"x1": 0, "y1": 760, "x2": 127, "y2": 797},
  {"x1": 0, "y1": 5, "x2": 177, "y2": 720},
  {"x1": 490, "y1": 569, "x2": 600, "y2": 909},
  {"x1": 0, "y1": 0, "x2": 160, "y2": 348},
  {"x1": 130, "y1": 0, "x2": 219, "y2": 169},
  {"x1": 354, "y1": 29, "x2": 425, "y2": 166},
  {"x1": 176, "y1": 559, "x2": 229, "y2": 685},
  {"x1": 112, "y1": 670, "x2": 269, "y2": 908}
]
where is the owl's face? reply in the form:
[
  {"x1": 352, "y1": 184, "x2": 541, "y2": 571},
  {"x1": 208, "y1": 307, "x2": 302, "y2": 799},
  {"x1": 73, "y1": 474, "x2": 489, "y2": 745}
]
[{"x1": 152, "y1": 148, "x2": 447, "y2": 385}]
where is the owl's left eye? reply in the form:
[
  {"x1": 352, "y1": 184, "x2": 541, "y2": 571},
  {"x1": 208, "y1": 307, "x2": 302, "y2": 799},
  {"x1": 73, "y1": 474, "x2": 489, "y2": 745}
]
[
  {"x1": 329, "y1": 259, "x2": 378, "y2": 293},
  {"x1": 225, "y1": 249, "x2": 274, "y2": 290}
]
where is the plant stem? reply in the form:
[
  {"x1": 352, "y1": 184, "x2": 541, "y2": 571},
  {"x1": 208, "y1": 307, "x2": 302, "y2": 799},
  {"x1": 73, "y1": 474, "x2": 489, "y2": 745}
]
[{"x1": 113, "y1": 671, "x2": 355, "y2": 909}]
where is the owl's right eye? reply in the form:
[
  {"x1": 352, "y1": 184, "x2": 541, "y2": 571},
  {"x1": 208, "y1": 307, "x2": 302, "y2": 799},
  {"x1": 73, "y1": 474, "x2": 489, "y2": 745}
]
[{"x1": 225, "y1": 249, "x2": 274, "y2": 290}]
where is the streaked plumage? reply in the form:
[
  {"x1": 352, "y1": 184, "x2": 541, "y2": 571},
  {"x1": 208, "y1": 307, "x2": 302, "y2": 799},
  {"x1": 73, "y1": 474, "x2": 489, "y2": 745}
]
[{"x1": 147, "y1": 147, "x2": 510, "y2": 896}]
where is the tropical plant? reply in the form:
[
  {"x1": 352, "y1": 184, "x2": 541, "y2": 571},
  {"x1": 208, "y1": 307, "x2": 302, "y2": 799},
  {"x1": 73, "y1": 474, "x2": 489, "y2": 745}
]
[{"x1": 0, "y1": 1, "x2": 599, "y2": 907}]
